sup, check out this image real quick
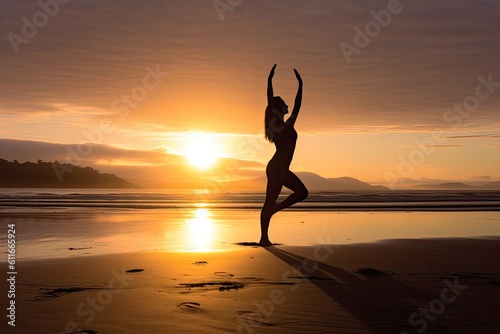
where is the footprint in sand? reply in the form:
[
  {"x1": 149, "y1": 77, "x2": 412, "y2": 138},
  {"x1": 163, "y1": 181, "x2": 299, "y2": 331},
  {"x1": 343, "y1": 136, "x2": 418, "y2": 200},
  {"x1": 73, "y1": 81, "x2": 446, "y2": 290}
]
[
  {"x1": 214, "y1": 272, "x2": 234, "y2": 278},
  {"x1": 193, "y1": 261, "x2": 208, "y2": 266},
  {"x1": 177, "y1": 302, "x2": 204, "y2": 313},
  {"x1": 35, "y1": 287, "x2": 89, "y2": 301},
  {"x1": 180, "y1": 281, "x2": 244, "y2": 292}
]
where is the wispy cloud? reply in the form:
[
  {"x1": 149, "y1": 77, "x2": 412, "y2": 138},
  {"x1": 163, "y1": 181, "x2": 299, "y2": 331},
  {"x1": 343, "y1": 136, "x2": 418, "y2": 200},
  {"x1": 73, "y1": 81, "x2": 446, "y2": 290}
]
[
  {"x1": 447, "y1": 134, "x2": 500, "y2": 139},
  {"x1": 0, "y1": 138, "x2": 182, "y2": 165},
  {"x1": 1, "y1": 0, "x2": 499, "y2": 136},
  {"x1": 2, "y1": 1, "x2": 500, "y2": 184},
  {"x1": 0, "y1": 138, "x2": 264, "y2": 180}
]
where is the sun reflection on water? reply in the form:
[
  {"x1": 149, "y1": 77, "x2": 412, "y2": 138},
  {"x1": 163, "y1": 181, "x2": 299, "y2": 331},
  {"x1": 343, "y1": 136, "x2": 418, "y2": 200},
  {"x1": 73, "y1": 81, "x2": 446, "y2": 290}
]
[{"x1": 185, "y1": 208, "x2": 215, "y2": 251}]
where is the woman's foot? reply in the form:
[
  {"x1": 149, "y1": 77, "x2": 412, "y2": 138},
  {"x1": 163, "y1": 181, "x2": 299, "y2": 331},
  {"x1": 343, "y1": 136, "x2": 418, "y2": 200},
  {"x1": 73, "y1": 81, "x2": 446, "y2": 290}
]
[{"x1": 258, "y1": 238, "x2": 273, "y2": 247}]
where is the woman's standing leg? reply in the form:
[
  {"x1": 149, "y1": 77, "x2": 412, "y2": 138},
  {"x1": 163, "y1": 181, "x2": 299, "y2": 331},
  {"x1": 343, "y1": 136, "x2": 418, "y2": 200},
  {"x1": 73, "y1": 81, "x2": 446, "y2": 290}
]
[{"x1": 260, "y1": 179, "x2": 282, "y2": 246}]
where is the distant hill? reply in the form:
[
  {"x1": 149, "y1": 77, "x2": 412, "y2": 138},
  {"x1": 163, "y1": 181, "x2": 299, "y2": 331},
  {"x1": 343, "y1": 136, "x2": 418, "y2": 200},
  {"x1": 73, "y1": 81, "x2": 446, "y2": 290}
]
[
  {"x1": 480, "y1": 181, "x2": 500, "y2": 189},
  {"x1": 298, "y1": 173, "x2": 389, "y2": 191},
  {"x1": 225, "y1": 172, "x2": 389, "y2": 191},
  {"x1": 0, "y1": 159, "x2": 138, "y2": 188},
  {"x1": 414, "y1": 181, "x2": 500, "y2": 190},
  {"x1": 414, "y1": 182, "x2": 475, "y2": 190}
]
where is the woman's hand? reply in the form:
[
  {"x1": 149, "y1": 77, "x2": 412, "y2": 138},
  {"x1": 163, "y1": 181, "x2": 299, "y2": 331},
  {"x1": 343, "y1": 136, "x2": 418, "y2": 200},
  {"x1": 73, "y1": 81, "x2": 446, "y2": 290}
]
[
  {"x1": 267, "y1": 64, "x2": 276, "y2": 107},
  {"x1": 290, "y1": 68, "x2": 303, "y2": 124},
  {"x1": 268, "y1": 64, "x2": 277, "y2": 80},
  {"x1": 294, "y1": 68, "x2": 302, "y2": 84}
]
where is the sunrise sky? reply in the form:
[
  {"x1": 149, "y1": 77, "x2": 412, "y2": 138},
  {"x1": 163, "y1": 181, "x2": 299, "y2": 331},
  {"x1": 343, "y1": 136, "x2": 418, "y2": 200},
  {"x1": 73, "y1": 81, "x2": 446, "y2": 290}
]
[{"x1": 1, "y1": 0, "x2": 500, "y2": 188}]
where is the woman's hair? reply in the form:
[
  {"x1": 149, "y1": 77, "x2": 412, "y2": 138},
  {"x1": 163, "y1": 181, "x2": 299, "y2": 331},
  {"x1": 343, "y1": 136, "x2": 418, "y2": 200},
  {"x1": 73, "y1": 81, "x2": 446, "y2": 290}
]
[{"x1": 264, "y1": 96, "x2": 286, "y2": 142}]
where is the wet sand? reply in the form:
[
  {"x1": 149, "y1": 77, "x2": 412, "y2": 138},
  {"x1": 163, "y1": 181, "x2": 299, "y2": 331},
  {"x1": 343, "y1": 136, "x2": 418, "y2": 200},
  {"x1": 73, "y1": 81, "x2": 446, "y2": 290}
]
[
  {"x1": 6, "y1": 237, "x2": 500, "y2": 333},
  {"x1": 2, "y1": 207, "x2": 500, "y2": 259},
  {"x1": 2, "y1": 207, "x2": 500, "y2": 333}
]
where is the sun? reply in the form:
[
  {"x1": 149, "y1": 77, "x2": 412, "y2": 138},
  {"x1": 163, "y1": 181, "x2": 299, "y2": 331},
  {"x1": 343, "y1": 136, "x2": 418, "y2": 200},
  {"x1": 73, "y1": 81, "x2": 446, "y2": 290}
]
[{"x1": 182, "y1": 133, "x2": 222, "y2": 169}]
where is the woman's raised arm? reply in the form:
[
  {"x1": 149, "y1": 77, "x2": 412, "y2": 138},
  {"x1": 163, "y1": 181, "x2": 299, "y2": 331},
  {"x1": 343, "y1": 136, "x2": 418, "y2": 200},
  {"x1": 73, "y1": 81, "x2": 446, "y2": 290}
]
[
  {"x1": 288, "y1": 68, "x2": 303, "y2": 125},
  {"x1": 267, "y1": 64, "x2": 277, "y2": 108}
]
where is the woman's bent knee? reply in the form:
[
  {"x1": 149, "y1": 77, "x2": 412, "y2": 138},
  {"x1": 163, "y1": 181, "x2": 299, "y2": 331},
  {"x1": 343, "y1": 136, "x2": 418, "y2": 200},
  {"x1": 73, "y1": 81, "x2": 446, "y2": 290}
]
[{"x1": 299, "y1": 187, "x2": 308, "y2": 201}]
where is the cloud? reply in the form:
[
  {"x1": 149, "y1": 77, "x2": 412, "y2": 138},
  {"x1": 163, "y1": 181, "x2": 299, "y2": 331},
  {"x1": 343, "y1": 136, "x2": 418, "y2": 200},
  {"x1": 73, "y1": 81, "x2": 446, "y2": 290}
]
[
  {"x1": 0, "y1": 0, "x2": 500, "y2": 136},
  {"x1": 0, "y1": 138, "x2": 265, "y2": 183},
  {"x1": 447, "y1": 134, "x2": 500, "y2": 139},
  {"x1": 434, "y1": 144, "x2": 462, "y2": 148},
  {"x1": 393, "y1": 143, "x2": 462, "y2": 148},
  {"x1": 0, "y1": 138, "x2": 182, "y2": 165},
  {"x1": 469, "y1": 175, "x2": 493, "y2": 181}
]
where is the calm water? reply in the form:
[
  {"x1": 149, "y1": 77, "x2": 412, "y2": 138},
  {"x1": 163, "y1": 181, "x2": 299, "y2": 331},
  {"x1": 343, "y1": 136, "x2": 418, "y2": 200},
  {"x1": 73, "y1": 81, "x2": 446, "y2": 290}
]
[
  {"x1": 1, "y1": 188, "x2": 500, "y2": 210},
  {"x1": 1, "y1": 189, "x2": 500, "y2": 260}
]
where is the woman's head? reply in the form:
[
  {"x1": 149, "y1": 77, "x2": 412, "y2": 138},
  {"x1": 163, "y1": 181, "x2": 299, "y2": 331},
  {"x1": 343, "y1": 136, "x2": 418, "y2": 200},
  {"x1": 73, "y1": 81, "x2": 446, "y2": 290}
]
[
  {"x1": 273, "y1": 96, "x2": 288, "y2": 115},
  {"x1": 265, "y1": 96, "x2": 288, "y2": 142}
]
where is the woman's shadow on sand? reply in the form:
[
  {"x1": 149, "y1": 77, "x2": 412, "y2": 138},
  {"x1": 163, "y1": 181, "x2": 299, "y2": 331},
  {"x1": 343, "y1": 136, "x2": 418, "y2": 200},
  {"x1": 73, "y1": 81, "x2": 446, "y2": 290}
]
[{"x1": 264, "y1": 246, "x2": 450, "y2": 334}]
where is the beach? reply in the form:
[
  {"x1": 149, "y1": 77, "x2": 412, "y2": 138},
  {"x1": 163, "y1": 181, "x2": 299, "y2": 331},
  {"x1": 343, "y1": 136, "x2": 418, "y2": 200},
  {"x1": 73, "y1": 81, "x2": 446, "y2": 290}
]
[
  {"x1": 1, "y1": 198, "x2": 500, "y2": 333},
  {"x1": 2, "y1": 0, "x2": 500, "y2": 332},
  {"x1": 7, "y1": 235, "x2": 500, "y2": 333}
]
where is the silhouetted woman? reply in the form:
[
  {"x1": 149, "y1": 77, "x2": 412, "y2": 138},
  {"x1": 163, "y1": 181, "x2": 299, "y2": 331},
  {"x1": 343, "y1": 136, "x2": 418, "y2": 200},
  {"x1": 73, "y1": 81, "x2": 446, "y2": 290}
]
[{"x1": 260, "y1": 64, "x2": 308, "y2": 246}]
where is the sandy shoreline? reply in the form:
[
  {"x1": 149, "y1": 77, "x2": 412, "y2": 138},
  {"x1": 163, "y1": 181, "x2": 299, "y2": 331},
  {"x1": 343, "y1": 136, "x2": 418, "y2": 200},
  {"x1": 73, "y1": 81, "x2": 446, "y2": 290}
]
[{"x1": 6, "y1": 237, "x2": 500, "y2": 334}]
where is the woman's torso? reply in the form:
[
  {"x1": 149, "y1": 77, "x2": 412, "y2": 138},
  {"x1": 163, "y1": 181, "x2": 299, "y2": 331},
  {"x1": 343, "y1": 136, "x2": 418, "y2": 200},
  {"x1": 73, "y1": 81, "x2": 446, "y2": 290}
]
[{"x1": 270, "y1": 123, "x2": 297, "y2": 169}]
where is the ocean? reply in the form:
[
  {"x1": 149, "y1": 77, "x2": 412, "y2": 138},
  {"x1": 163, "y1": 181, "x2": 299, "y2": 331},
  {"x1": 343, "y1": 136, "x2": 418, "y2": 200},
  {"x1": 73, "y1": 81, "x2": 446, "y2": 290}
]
[
  {"x1": 1, "y1": 188, "x2": 500, "y2": 210},
  {"x1": 1, "y1": 188, "x2": 500, "y2": 260}
]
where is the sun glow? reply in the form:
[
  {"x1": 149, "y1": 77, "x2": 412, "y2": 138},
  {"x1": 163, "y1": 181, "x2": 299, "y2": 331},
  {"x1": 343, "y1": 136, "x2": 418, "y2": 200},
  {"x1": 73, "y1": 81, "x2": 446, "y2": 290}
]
[
  {"x1": 181, "y1": 133, "x2": 222, "y2": 169},
  {"x1": 185, "y1": 208, "x2": 214, "y2": 251}
]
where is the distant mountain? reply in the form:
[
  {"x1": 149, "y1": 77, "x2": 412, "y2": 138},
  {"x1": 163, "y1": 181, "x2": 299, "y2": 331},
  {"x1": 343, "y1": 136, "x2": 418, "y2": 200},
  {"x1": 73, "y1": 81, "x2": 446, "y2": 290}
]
[
  {"x1": 479, "y1": 181, "x2": 500, "y2": 190},
  {"x1": 299, "y1": 173, "x2": 389, "y2": 191},
  {"x1": 414, "y1": 181, "x2": 500, "y2": 190},
  {"x1": 0, "y1": 159, "x2": 138, "y2": 188},
  {"x1": 414, "y1": 182, "x2": 475, "y2": 190},
  {"x1": 226, "y1": 172, "x2": 389, "y2": 191}
]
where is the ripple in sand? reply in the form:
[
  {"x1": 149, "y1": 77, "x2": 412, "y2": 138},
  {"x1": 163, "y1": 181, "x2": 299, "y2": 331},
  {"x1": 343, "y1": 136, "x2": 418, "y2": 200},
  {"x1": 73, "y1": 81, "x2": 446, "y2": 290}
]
[
  {"x1": 236, "y1": 310, "x2": 275, "y2": 327},
  {"x1": 435, "y1": 271, "x2": 500, "y2": 282},
  {"x1": 354, "y1": 268, "x2": 397, "y2": 276}
]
